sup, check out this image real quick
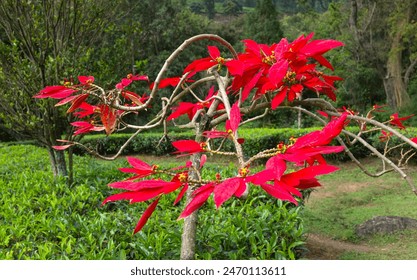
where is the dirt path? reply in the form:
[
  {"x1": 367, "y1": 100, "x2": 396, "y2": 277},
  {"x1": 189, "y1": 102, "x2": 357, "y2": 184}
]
[{"x1": 304, "y1": 233, "x2": 373, "y2": 259}]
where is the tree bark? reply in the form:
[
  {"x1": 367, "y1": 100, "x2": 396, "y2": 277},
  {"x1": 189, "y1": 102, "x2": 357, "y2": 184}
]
[
  {"x1": 180, "y1": 186, "x2": 199, "y2": 260},
  {"x1": 46, "y1": 146, "x2": 68, "y2": 177},
  {"x1": 384, "y1": 14, "x2": 410, "y2": 110},
  {"x1": 180, "y1": 114, "x2": 210, "y2": 260}
]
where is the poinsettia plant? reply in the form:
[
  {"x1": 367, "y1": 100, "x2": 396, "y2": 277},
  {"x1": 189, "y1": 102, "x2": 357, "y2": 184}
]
[{"x1": 34, "y1": 33, "x2": 417, "y2": 259}]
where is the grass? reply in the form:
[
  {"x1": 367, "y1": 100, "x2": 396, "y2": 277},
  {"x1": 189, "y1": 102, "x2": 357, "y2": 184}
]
[
  {"x1": 303, "y1": 159, "x2": 417, "y2": 259},
  {"x1": 0, "y1": 144, "x2": 304, "y2": 260}
]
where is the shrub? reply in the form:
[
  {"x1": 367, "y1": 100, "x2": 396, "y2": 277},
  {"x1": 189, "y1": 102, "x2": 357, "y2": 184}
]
[
  {"x1": 0, "y1": 144, "x2": 305, "y2": 259},
  {"x1": 76, "y1": 126, "x2": 379, "y2": 161}
]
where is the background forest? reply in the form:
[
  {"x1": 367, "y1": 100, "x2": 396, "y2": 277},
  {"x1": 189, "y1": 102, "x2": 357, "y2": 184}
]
[{"x1": 1, "y1": 0, "x2": 417, "y2": 153}]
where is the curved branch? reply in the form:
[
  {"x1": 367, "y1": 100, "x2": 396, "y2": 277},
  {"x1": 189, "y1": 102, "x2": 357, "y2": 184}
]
[{"x1": 109, "y1": 34, "x2": 238, "y2": 112}]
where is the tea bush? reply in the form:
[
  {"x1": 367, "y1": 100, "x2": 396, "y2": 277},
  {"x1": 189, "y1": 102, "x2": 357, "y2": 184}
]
[
  {"x1": 0, "y1": 144, "x2": 305, "y2": 259},
  {"x1": 77, "y1": 126, "x2": 377, "y2": 161}
]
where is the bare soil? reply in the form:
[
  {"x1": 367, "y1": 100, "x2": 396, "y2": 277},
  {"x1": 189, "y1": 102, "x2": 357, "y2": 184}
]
[{"x1": 304, "y1": 233, "x2": 373, "y2": 260}]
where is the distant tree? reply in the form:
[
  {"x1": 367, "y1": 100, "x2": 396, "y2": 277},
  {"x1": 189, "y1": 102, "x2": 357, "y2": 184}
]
[
  {"x1": 348, "y1": 0, "x2": 417, "y2": 110},
  {"x1": 205, "y1": 0, "x2": 216, "y2": 19},
  {"x1": 0, "y1": 0, "x2": 122, "y2": 178},
  {"x1": 223, "y1": 0, "x2": 243, "y2": 15},
  {"x1": 244, "y1": 0, "x2": 283, "y2": 44}
]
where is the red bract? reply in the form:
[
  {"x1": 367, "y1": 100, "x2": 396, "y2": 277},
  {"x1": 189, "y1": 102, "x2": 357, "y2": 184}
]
[
  {"x1": 118, "y1": 157, "x2": 157, "y2": 180},
  {"x1": 78, "y1": 75, "x2": 95, "y2": 85},
  {"x1": 226, "y1": 102, "x2": 241, "y2": 134},
  {"x1": 178, "y1": 183, "x2": 215, "y2": 219},
  {"x1": 100, "y1": 104, "x2": 117, "y2": 135},
  {"x1": 273, "y1": 113, "x2": 347, "y2": 164},
  {"x1": 122, "y1": 91, "x2": 149, "y2": 106},
  {"x1": 71, "y1": 121, "x2": 105, "y2": 135},
  {"x1": 213, "y1": 167, "x2": 250, "y2": 208},
  {"x1": 203, "y1": 102, "x2": 242, "y2": 140},
  {"x1": 72, "y1": 102, "x2": 99, "y2": 118},
  {"x1": 389, "y1": 113, "x2": 414, "y2": 130},
  {"x1": 150, "y1": 76, "x2": 195, "y2": 89},
  {"x1": 168, "y1": 87, "x2": 224, "y2": 121},
  {"x1": 183, "y1": 46, "x2": 224, "y2": 75},
  {"x1": 379, "y1": 130, "x2": 393, "y2": 142},
  {"x1": 213, "y1": 176, "x2": 246, "y2": 208},
  {"x1": 225, "y1": 34, "x2": 343, "y2": 107},
  {"x1": 172, "y1": 140, "x2": 206, "y2": 156},
  {"x1": 133, "y1": 197, "x2": 160, "y2": 234},
  {"x1": 116, "y1": 74, "x2": 149, "y2": 90},
  {"x1": 253, "y1": 163, "x2": 339, "y2": 204},
  {"x1": 372, "y1": 104, "x2": 386, "y2": 112},
  {"x1": 171, "y1": 172, "x2": 189, "y2": 205},
  {"x1": 34, "y1": 85, "x2": 78, "y2": 99}
]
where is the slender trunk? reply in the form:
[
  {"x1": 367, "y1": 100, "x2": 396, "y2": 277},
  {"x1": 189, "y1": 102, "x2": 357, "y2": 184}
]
[
  {"x1": 180, "y1": 114, "x2": 210, "y2": 260},
  {"x1": 68, "y1": 147, "x2": 74, "y2": 186},
  {"x1": 180, "y1": 155, "x2": 200, "y2": 260},
  {"x1": 46, "y1": 145, "x2": 68, "y2": 178},
  {"x1": 383, "y1": 77, "x2": 398, "y2": 109},
  {"x1": 47, "y1": 146, "x2": 59, "y2": 177}
]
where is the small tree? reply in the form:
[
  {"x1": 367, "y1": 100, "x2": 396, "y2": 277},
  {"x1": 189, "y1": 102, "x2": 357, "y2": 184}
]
[{"x1": 35, "y1": 33, "x2": 417, "y2": 259}]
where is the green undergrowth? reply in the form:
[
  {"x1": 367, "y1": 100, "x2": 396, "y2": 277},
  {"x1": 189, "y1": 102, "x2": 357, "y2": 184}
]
[{"x1": 0, "y1": 144, "x2": 304, "y2": 260}]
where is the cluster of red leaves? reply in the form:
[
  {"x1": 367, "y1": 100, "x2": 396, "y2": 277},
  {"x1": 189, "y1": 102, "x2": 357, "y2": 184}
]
[
  {"x1": 34, "y1": 74, "x2": 152, "y2": 138},
  {"x1": 366, "y1": 105, "x2": 416, "y2": 143},
  {"x1": 102, "y1": 110, "x2": 348, "y2": 234},
  {"x1": 224, "y1": 34, "x2": 344, "y2": 108}
]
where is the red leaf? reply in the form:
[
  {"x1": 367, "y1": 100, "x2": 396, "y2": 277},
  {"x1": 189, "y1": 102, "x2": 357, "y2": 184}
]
[
  {"x1": 167, "y1": 102, "x2": 196, "y2": 121},
  {"x1": 178, "y1": 183, "x2": 214, "y2": 219},
  {"x1": 183, "y1": 57, "x2": 214, "y2": 74},
  {"x1": 133, "y1": 197, "x2": 160, "y2": 234},
  {"x1": 234, "y1": 181, "x2": 247, "y2": 198},
  {"x1": 225, "y1": 60, "x2": 244, "y2": 76},
  {"x1": 126, "y1": 157, "x2": 152, "y2": 170},
  {"x1": 300, "y1": 39, "x2": 344, "y2": 57},
  {"x1": 34, "y1": 86, "x2": 78, "y2": 99},
  {"x1": 123, "y1": 91, "x2": 145, "y2": 105},
  {"x1": 102, "y1": 188, "x2": 164, "y2": 205},
  {"x1": 213, "y1": 177, "x2": 241, "y2": 208},
  {"x1": 200, "y1": 154, "x2": 207, "y2": 168},
  {"x1": 54, "y1": 95, "x2": 79, "y2": 107},
  {"x1": 173, "y1": 184, "x2": 188, "y2": 205},
  {"x1": 172, "y1": 140, "x2": 204, "y2": 155},
  {"x1": 108, "y1": 179, "x2": 178, "y2": 191},
  {"x1": 228, "y1": 102, "x2": 241, "y2": 133},
  {"x1": 282, "y1": 164, "x2": 339, "y2": 187},
  {"x1": 269, "y1": 60, "x2": 289, "y2": 86},
  {"x1": 208, "y1": 45, "x2": 221, "y2": 59},
  {"x1": 271, "y1": 89, "x2": 287, "y2": 109},
  {"x1": 78, "y1": 75, "x2": 95, "y2": 85},
  {"x1": 100, "y1": 105, "x2": 117, "y2": 136},
  {"x1": 52, "y1": 144, "x2": 74, "y2": 150},
  {"x1": 260, "y1": 182, "x2": 298, "y2": 204},
  {"x1": 241, "y1": 70, "x2": 263, "y2": 102},
  {"x1": 66, "y1": 94, "x2": 89, "y2": 113}
]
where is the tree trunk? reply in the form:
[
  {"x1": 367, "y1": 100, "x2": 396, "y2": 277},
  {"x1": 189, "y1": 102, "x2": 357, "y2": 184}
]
[
  {"x1": 383, "y1": 4, "x2": 410, "y2": 110},
  {"x1": 46, "y1": 146, "x2": 68, "y2": 177},
  {"x1": 180, "y1": 178, "x2": 199, "y2": 260},
  {"x1": 384, "y1": 37, "x2": 409, "y2": 110},
  {"x1": 180, "y1": 114, "x2": 210, "y2": 260}
]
